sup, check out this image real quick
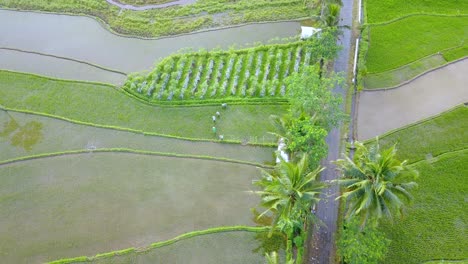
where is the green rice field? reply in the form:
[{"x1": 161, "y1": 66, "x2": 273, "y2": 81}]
[
  {"x1": 366, "y1": 106, "x2": 468, "y2": 263},
  {"x1": 0, "y1": 70, "x2": 286, "y2": 143},
  {"x1": 0, "y1": 110, "x2": 275, "y2": 164},
  {"x1": 365, "y1": 15, "x2": 468, "y2": 73}
]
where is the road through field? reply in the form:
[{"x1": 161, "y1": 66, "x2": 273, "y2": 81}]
[{"x1": 357, "y1": 58, "x2": 468, "y2": 140}]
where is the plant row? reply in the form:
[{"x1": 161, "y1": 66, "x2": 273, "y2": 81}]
[{"x1": 124, "y1": 42, "x2": 323, "y2": 101}]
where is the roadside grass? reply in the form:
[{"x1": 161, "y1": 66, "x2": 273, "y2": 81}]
[
  {"x1": 365, "y1": 0, "x2": 468, "y2": 23},
  {"x1": 363, "y1": 54, "x2": 446, "y2": 89},
  {"x1": 0, "y1": 0, "x2": 314, "y2": 38},
  {"x1": 379, "y1": 149, "x2": 468, "y2": 264},
  {"x1": 365, "y1": 15, "x2": 468, "y2": 73},
  {"x1": 367, "y1": 105, "x2": 468, "y2": 163},
  {"x1": 0, "y1": 152, "x2": 261, "y2": 263},
  {"x1": 0, "y1": 70, "x2": 285, "y2": 143}
]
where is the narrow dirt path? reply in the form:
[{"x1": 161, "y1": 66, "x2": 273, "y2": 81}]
[
  {"x1": 105, "y1": 0, "x2": 196, "y2": 10},
  {"x1": 306, "y1": 0, "x2": 355, "y2": 262},
  {"x1": 357, "y1": 58, "x2": 468, "y2": 140}
]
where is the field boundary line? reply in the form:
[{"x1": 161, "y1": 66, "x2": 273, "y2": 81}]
[
  {"x1": 365, "y1": 43, "x2": 466, "y2": 75},
  {"x1": 0, "y1": 7, "x2": 307, "y2": 40},
  {"x1": 362, "y1": 56, "x2": 467, "y2": 91},
  {"x1": 408, "y1": 148, "x2": 468, "y2": 167},
  {"x1": 0, "y1": 47, "x2": 127, "y2": 75},
  {"x1": 0, "y1": 105, "x2": 277, "y2": 147},
  {"x1": 47, "y1": 226, "x2": 270, "y2": 264},
  {"x1": 361, "y1": 104, "x2": 466, "y2": 144},
  {"x1": 0, "y1": 148, "x2": 275, "y2": 169},
  {"x1": 366, "y1": 13, "x2": 468, "y2": 27},
  {"x1": 0, "y1": 69, "x2": 289, "y2": 107}
]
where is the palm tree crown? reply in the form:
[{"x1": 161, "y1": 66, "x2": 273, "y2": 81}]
[
  {"x1": 334, "y1": 140, "x2": 418, "y2": 227},
  {"x1": 254, "y1": 155, "x2": 326, "y2": 234}
]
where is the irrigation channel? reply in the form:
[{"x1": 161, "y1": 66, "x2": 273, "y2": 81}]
[
  {"x1": 0, "y1": 9, "x2": 300, "y2": 75},
  {"x1": 357, "y1": 58, "x2": 468, "y2": 140}
]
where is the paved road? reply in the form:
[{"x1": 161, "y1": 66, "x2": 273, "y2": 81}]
[
  {"x1": 306, "y1": 0, "x2": 355, "y2": 263},
  {"x1": 105, "y1": 0, "x2": 196, "y2": 10}
]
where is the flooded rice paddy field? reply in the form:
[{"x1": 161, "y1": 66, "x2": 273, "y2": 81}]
[
  {"x1": 357, "y1": 59, "x2": 468, "y2": 140},
  {"x1": 86, "y1": 231, "x2": 276, "y2": 264},
  {"x1": 0, "y1": 110, "x2": 275, "y2": 164},
  {"x1": 0, "y1": 153, "x2": 261, "y2": 263},
  {"x1": 0, "y1": 9, "x2": 300, "y2": 73},
  {"x1": 0, "y1": 7, "x2": 298, "y2": 263},
  {"x1": 0, "y1": 49, "x2": 127, "y2": 85}
]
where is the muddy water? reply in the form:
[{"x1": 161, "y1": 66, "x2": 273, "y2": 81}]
[
  {"x1": 0, "y1": 110, "x2": 275, "y2": 164},
  {"x1": 0, "y1": 49, "x2": 127, "y2": 84},
  {"x1": 357, "y1": 59, "x2": 468, "y2": 140},
  {"x1": 0, "y1": 9, "x2": 300, "y2": 73},
  {"x1": 0, "y1": 153, "x2": 260, "y2": 263}
]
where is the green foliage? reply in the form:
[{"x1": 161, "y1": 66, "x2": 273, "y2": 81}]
[
  {"x1": 442, "y1": 45, "x2": 468, "y2": 61},
  {"x1": 285, "y1": 66, "x2": 345, "y2": 130},
  {"x1": 124, "y1": 31, "x2": 340, "y2": 102},
  {"x1": 380, "y1": 150, "x2": 468, "y2": 263},
  {"x1": 370, "y1": 105, "x2": 468, "y2": 163},
  {"x1": 338, "y1": 217, "x2": 391, "y2": 264},
  {"x1": 335, "y1": 140, "x2": 419, "y2": 227},
  {"x1": 321, "y1": 3, "x2": 341, "y2": 27},
  {"x1": 270, "y1": 112, "x2": 328, "y2": 168},
  {"x1": 254, "y1": 155, "x2": 326, "y2": 263},
  {"x1": 0, "y1": 70, "x2": 285, "y2": 142},
  {"x1": 0, "y1": 0, "x2": 313, "y2": 37},
  {"x1": 366, "y1": 16, "x2": 468, "y2": 73}
]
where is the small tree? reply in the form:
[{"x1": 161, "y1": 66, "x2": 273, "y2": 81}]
[
  {"x1": 254, "y1": 155, "x2": 326, "y2": 263},
  {"x1": 285, "y1": 66, "x2": 346, "y2": 131}
]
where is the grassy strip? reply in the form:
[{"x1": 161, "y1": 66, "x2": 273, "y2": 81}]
[
  {"x1": 364, "y1": 105, "x2": 468, "y2": 163},
  {"x1": 365, "y1": 0, "x2": 468, "y2": 23},
  {"x1": 0, "y1": 104, "x2": 276, "y2": 147},
  {"x1": 362, "y1": 54, "x2": 446, "y2": 89},
  {"x1": 365, "y1": 15, "x2": 468, "y2": 73},
  {"x1": 48, "y1": 226, "x2": 269, "y2": 264},
  {"x1": 0, "y1": 70, "x2": 285, "y2": 143},
  {"x1": 124, "y1": 32, "x2": 339, "y2": 102},
  {"x1": 442, "y1": 45, "x2": 468, "y2": 62},
  {"x1": 424, "y1": 260, "x2": 468, "y2": 264},
  {"x1": 0, "y1": 0, "x2": 314, "y2": 38},
  {"x1": 0, "y1": 148, "x2": 274, "y2": 169},
  {"x1": 117, "y1": 0, "x2": 176, "y2": 6},
  {"x1": 379, "y1": 149, "x2": 468, "y2": 264}
]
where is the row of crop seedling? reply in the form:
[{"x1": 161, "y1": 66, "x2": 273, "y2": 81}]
[{"x1": 124, "y1": 42, "x2": 317, "y2": 101}]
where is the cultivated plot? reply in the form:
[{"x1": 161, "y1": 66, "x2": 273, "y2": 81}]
[{"x1": 0, "y1": 153, "x2": 261, "y2": 263}]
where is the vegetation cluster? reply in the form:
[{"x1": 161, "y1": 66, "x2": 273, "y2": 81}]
[
  {"x1": 0, "y1": 0, "x2": 318, "y2": 37},
  {"x1": 124, "y1": 31, "x2": 339, "y2": 102}
]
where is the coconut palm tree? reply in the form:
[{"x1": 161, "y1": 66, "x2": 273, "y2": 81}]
[
  {"x1": 321, "y1": 3, "x2": 341, "y2": 28},
  {"x1": 254, "y1": 155, "x2": 326, "y2": 263},
  {"x1": 334, "y1": 140, "x2": 418, "y2": 227}
]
